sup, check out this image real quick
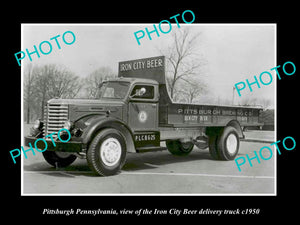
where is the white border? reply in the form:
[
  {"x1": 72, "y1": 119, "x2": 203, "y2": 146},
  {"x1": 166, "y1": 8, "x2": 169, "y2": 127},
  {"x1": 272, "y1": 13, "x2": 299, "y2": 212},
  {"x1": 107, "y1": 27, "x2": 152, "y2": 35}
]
[
  {"x1": 21, "y1": 23, "x2": 277, "y2": 196},
  {"x1": 21, "y1": 23, "x2": 24, "y2": 195}
]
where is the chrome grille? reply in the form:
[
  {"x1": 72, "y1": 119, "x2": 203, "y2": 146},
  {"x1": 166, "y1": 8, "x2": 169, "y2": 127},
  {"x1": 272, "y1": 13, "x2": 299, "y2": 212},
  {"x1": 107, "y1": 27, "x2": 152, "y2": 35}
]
[{"x1": 44, "y1": 104, "x2": 68, "y2": 139}]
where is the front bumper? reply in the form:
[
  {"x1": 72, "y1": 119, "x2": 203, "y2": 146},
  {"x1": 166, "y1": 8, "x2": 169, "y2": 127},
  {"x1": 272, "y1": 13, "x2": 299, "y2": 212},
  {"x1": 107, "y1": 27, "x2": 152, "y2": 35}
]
[{"x1": 24, "y1": 136, "x2": 83, "y2": 153}]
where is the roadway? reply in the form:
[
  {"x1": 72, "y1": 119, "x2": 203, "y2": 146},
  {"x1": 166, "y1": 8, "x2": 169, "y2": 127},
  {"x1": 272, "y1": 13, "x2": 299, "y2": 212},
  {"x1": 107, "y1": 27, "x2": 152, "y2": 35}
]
[{"x1": 22, "y1": 130, "x2": 275, "y2": 195}]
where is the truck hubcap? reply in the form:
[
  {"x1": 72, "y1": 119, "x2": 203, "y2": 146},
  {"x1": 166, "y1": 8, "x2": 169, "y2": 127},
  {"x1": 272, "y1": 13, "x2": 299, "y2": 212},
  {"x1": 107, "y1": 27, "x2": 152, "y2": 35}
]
[
  {"x1": 100, "y1": 138, "x2": 122, "y2": 167},
  {"x1": 226, "y1": 134, "x2": 238, "y2": 154}
]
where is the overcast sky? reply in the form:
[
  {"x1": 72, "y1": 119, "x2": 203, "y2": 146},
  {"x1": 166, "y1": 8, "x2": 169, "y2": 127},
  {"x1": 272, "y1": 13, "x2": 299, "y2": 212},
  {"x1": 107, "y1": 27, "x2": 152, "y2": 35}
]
[{"x1": 22, "y1": 24, "x2": 275, "y2": 106}]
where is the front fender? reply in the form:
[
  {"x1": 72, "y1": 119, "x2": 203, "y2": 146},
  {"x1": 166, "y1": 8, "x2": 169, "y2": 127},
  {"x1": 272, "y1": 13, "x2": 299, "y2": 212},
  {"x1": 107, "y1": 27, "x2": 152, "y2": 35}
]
[{"x1": 80, "y1": 116, "x2": 136, "y2": 153}]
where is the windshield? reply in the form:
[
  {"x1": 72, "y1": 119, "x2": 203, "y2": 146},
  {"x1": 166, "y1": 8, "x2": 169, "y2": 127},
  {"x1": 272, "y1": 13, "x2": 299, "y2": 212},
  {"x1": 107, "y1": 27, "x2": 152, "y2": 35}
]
[{"x1": 97, "y1": 81, "x2": 130, "y2": 99}]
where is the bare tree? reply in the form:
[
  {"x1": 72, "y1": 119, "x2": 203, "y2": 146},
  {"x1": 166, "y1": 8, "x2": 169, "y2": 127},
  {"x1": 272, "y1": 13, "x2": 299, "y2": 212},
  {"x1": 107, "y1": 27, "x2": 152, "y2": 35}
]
[
  {"x1": 23, "y1": 64, "x2": 35, "y2": 123},
  {"x1": 161, "y1": 27, "x2": 205, "y2": 99},
  {"x1": 258, "y1": 97, "x2": 273, "y2": 109},
  {"x1": 29, "y1": 65, "x2": 51, "y2": 120},
  {"x1": 34, "y1": 64, "x2": 82, "y2": 118},
  {"x1": 182, "y1": 78, "x2": 207, "y2": 103},
  {"x1": 238, "y1": 96, "x2": 258, "y2": 107},
  {"x1": 47, "y1": 65, "x2": 82, "y2": 99},
  {"x1": 84, "y1": 67, "x2": 116, "y2": 98},
  {"x1": 237, "y1": 96, "x2": 273, "y2": 110},
  {"x1": 23, "y1": 64, "x2": 83, "y2": 121},
  {"x1": 171, "y1": 78, "x2": 208, "y2": 103}
]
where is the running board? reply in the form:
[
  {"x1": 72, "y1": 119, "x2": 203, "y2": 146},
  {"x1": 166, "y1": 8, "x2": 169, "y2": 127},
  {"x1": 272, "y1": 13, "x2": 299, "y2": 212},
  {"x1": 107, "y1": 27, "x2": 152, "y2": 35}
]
[{"x1": 136, "y1": 146, "x2": 167, "y2": 153}]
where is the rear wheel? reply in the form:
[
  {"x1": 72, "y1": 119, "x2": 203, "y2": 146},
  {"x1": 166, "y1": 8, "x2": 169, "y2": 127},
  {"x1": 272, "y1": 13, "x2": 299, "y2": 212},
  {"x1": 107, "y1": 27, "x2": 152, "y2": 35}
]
[
  {"x1": 166, "y1": 140, "x2": 194, "y2": 156},
  {"x1": 208, "y1": 133, "x2": 220, "y2": 160},
  {"x1": 218, "y1": 126, "x2": 239, "y2": 160},
  {"x1": 208, "y1": 126, "x2": 240, "y2": 160}
]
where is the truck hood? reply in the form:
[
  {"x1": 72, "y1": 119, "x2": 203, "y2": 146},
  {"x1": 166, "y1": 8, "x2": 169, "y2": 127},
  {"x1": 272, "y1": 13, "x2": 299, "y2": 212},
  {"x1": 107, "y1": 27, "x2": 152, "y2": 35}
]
[{"x1": 47, "y1": 98, "x2": 124, "y2": 122}]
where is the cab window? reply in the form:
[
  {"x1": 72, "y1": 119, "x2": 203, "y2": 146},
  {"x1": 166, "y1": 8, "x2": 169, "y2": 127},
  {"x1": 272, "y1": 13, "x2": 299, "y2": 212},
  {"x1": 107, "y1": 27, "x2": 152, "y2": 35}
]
[
  {"x1": 98, "y1": 81, "x2": 130, "y2": 99},
  {"x1": 131, "y1": 85, "x2": 154, "y2": 99}
]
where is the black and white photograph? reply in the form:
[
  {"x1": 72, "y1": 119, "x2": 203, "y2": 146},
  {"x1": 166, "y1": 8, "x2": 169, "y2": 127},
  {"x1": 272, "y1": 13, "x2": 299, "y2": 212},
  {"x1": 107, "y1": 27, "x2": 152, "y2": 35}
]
[
  {"x1": 4, "y1": 4, "x2": 298, "y2": 220},
  {"x1": 21, "y1": 24, "x2": 276, "y2": 195}
]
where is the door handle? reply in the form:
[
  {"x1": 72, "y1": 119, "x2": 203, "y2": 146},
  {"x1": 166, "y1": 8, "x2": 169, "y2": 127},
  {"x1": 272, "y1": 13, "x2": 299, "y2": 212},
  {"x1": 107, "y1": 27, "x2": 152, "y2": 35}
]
[{"x1": 151, "y1": 104, "x2": 156, "y2": 108}]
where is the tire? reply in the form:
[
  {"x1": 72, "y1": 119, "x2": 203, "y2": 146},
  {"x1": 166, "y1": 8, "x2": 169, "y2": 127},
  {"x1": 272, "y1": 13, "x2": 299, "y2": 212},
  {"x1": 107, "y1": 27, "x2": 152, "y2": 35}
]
[
  {"x1": 207, "y1": 127, "x2": 223, "y2": 160},
  {"x1": 217, "y1": 126, "x2": 240, "y2": 160},
  {"x1": 87, "y1": 128, "x2": 126, "y2": 176},
  {"x1": 208, "y1": 126, "x2": 240, "y2": 160},
  {"x1": 208, "y1": 134, "x2": 221, "y2": 160},
  {"x1": 166, "y1": 140, "x2": 194, "y2": 156},
  {"x1": 42, "y1": 151, "x2": 77, "y2": 168}
]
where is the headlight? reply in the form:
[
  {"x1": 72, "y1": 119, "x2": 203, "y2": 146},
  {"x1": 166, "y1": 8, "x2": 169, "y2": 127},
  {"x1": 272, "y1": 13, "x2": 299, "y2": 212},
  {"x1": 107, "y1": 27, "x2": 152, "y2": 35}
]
[
  {"x1": 63, "y1": 120, "x2": 73, "y2": 130},
  {"x1": 33, "y1": 119, "x2": 43, "y2": 130}
]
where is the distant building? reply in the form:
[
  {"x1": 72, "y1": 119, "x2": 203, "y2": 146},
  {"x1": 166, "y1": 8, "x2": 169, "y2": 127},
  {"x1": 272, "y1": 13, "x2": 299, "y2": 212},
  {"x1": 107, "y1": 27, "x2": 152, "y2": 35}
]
[{"x1": 260, "y1": 109, "x2": 274, "y2": 130}]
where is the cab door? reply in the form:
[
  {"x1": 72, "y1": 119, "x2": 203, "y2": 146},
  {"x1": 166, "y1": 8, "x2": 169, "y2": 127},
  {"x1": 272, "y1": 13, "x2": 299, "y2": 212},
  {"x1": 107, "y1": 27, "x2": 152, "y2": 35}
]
[{"x1": 128, "y1": 84, "x2": 158, "y2": 132}]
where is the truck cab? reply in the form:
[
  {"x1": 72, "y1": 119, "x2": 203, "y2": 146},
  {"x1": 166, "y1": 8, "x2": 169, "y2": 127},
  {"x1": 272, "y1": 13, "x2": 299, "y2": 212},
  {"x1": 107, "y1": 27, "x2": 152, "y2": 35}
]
[{"x1": 101, "y1": 77, "x2": 159, "y2": 132}]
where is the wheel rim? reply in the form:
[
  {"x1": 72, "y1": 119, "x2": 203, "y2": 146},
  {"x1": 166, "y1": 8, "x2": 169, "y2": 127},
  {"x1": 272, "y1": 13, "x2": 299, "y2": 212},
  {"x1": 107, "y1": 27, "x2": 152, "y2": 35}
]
[
  {"x1": 100, "y1": 138, "x2": 122, "y2": 167},
  {"x1": 181, "y1": 142, "x2": 193, "y2": 152},
  {"x1": 226, "y1": 133, "x2": 238, "y2": 154}
]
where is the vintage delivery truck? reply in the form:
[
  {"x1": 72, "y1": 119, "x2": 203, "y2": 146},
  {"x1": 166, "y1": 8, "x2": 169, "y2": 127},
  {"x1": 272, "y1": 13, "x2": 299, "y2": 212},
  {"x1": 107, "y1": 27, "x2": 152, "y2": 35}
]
[{"x1": 25, "y1": 56, "x2": 263, "y2": 176}]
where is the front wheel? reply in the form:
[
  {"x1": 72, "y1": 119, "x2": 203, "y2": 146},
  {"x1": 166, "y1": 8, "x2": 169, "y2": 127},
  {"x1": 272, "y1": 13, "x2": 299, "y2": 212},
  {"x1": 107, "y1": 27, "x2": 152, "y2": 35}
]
[
  {"x1": 208, "y1": 126, "x2": 240, "y2": 160},
  {"x1": 87, "y1": 128, "x2": 126, "y2": 176}
]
